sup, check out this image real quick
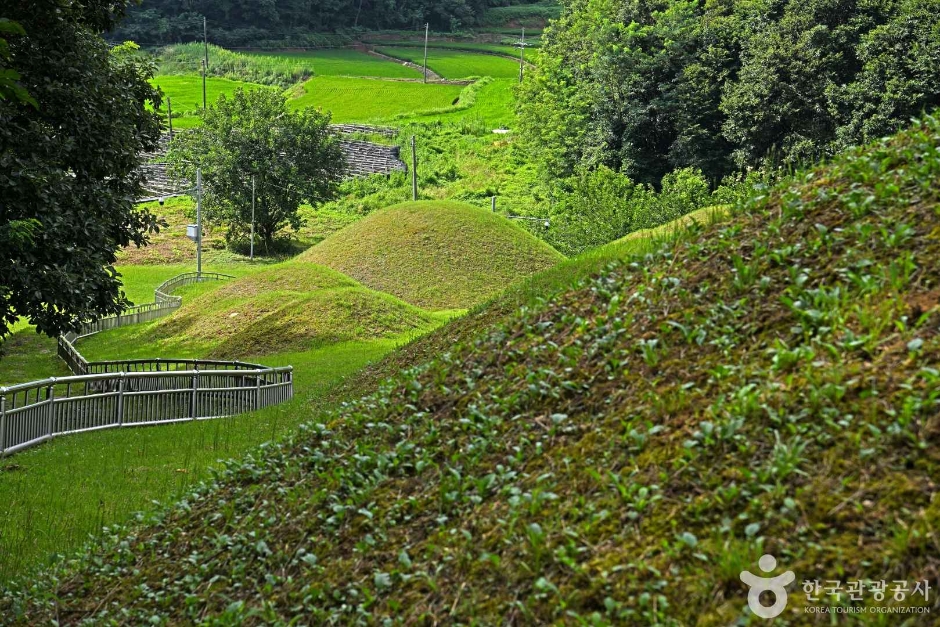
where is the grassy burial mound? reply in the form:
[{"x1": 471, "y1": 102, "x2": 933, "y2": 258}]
[
  {"x1": 302, "y1": 200, "x2": 564, "y2": 310},
  {"x1": 6, "y1": 117, "x2": 940, "y2": 623},
  {"x1": 81, "y1": 262, "x2": 436, "y2": 361}
]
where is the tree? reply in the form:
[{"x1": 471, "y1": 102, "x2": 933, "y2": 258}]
[
  {"x1": 0, "y1": 1, "x2": 164, "y2": 347},
  {"x1": 522, "y1": 0, "x2": 940, "y2": 184},
  {"x1": 167, "y1": 88, "x2": 346, "y2": 252},
  {"x1": 0, "y1": 19, "x2": 35, "y2": 107}
]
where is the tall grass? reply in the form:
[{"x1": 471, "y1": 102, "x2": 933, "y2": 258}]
[{"x1": 157, "y1": 43, "x2": 309, "y2": 88}]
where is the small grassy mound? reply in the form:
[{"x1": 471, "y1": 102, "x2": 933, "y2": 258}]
[
  {"x1": 82, "y1": 262, "x2": 437, "y2": 360},
  {"x1": 301, "y1": 200, "x2": 564, "y2": 309}
]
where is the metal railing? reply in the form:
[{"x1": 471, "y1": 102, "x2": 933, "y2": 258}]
[
  {"x1": 57, "y1": 272, "x2": 233, "y2": 376},
  {"x1": 0, "y1": 367, "x2": 293, "y2": 457},
  {"x1": 1, "y1": 271, "x2": 296, "y2": 457}
]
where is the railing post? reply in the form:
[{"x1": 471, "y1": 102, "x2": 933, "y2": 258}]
[
  {"x1": 191, "y1": 369, "x2": 199, "y2": 420},
  {"x1": 255, "y1": 374, "x2": 262, "y2": 411},
  {"x1": 117, "y1": 373, "x2": 125, "y2": 427},
  {"x1": 46, "y1": 380, "x2": 56, "y2": 439},
  {"x1": 0, "y1": 392, "x2": 6, "y2": 456}
]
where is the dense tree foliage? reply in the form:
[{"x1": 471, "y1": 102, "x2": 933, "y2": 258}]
[
  {"x1": 112, "y1": 0, "x2": 550, "y2": 45},
  {"x1": 521, "y1": 0, "x2": 940, "y2": 187},
  {"x1": 0, "y1": 1, "x2": 163, "y2": 346},
  {"x1": 166, "y1": 88, "x2": 345, "y2": 252}
]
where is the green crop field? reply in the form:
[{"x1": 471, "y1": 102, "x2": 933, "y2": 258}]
[
  {"x1": 150, "y1": 75, "x2": 271, "y2": 129},
  {"x1": 396, "y1": 77, "x2": 517, "y2": 127},
  {"x1": 244, "y1": 48, "x2": 421, "y2": 79},
  {"x1": 288, "y1": 76, "x2": 464, "y2": 123},
  {"x1": 375, "y1": 46, "x2": 522, "y2": 79}
]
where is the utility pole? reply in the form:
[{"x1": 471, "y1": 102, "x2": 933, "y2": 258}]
[
  {"x1": 519, "y1": 27, "x2": 525, "y2": 83},
  {"x1": 196, "y1": 168, "x2": 203, "y2": 275},
  {"x1": 423, "y1": 23, "x2": 429, "y2": 84},
  {"x1": 250, "y1": 174, "x2": 256, "y2": 261},
  {"x1": 167, "y1": 96, "x2": 174, "y2": 138},
  {"x1": 201, "y1": 59, "x2": 207, "y2": 110},
  {"x1": 203, "y1": 17, "x2": 209, "y2": 69},
  {"x1": 411, "y1": 135, "x2": 418, "y2": 201}
]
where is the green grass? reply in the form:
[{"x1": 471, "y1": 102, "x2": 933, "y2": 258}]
[
  {"x1": 244, "y1": 49, "x2": 421, "y2": 79},
  {"x1": 301, "y1": 200, "x2": 563, "y2": 309},
  {"x1": 6, "y1": 116, "x2": 940, "y2": 623},
  {"x1": 121, "y1": 196, "x2": 358, "y2": 265},
  {"x1": 0, "y1": 259, "x2": 450, "y2": 580},
  {"x1": 0, "y1": 338, "x2": 401, "y2": 582},
  {"x1": 375, "y1": 46, "x2": 522, "y2": 79},
  {"x1": 0, "y1": 264, "x2": 270, "y2": 389},
  {"x1": 396, "y1": 77, "x2": 517, "y2": 127},
  {"x1": 150, "y1": 75, "x2": 271, "y2": 129},
  {"x1": 79, "y1": 261, "x2": 441, "y2": 360},
  {"x1": 0, "y1": 328, "x2": 70, "y2": 387},
  {"x1": 288, "y1": 76, "x2": 465, "y2": 123},
  {"x1": 0, "y1": 192, "x2": 715, "y2": 586},
  {"x1": 157, "y1": 44, "x2": 308, "y2": 88}
]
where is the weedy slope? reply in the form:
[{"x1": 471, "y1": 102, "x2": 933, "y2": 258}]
[{"x1": 3, "y1": 118, "x2": 940, "y2": 624}]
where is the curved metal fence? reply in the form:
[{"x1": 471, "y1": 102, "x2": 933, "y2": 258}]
[
  {"x1": 0, "y1": 367, "x2": 293, "y2": 457},
  {"x1": 2, "y1": 272, "x2": 295, "y2": 457},
  {"x1": 57, "y1": 272, "x2": 233, "y2": 376}
]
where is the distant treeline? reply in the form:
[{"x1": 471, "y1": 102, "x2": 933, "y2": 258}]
[
  {"x1": 110, "y1": 0, "x2": 555, "y2": 46},
  {"x1": 521, "y1": 0, "x2": 940, "y2": 188}
]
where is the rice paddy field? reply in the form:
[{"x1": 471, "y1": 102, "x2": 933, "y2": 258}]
[
  {"x1": 151, "y1": 45, "x2": 520, "y2": 127},
  {"x1": 374, "y1": 46, "x2": 523, "y2": 79},
  {"x1": 244, "y1": 48, "x2": 422, "y2": 79},
  {"x1": 288, "y1": 76, "x2": 465, "y2": 123},
  {"x1": 150, "y1": 75, "x2": 270, "y2": 128}
]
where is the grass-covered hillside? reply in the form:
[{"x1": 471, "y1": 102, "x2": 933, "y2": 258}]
[
  {"x1": 80, "y1": 261, "x2": 438, "y2": 360},
  {"x1": 6, "y1": 115, "x2": 939, "y2": 625},
  {"x1": 302, "y1": 200, "x2": 564, "y2": 309}
]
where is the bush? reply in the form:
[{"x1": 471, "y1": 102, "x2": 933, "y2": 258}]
[{"x1": 546, "y1": 166, "x2": 716, "y2": 255}]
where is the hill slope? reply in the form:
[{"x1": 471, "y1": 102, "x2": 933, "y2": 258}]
[
  {"x1": 81, "y1": 261, "x2": 437, "y2": 360},
  {"x1": 302, "y1": 200, "x2": 564, "y2": 309},
  {"x1": 5, "y1": 118, "x2": 940, "y2": 623}
]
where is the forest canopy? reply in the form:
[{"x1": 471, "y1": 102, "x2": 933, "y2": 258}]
[
  {"x1": 520, "y1": 0, "x2": 940, "y2": 188},
  {"x1": 112, "y1": 0, "x2": 553, "y2": 45}
]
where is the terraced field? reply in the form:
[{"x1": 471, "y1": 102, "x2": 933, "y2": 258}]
[
  {"x1": 288, "y1": 76, "x2": 465, "y2": 123},
  {"x1": 374, "y1": 46, "x2": 522, "y2": 79},
  {"x1": 244, "y1": 48, "x2": 421, "y2": 79},
  {"x1": 150, "y1": 75, "x2": 271, "y2": 129}
]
